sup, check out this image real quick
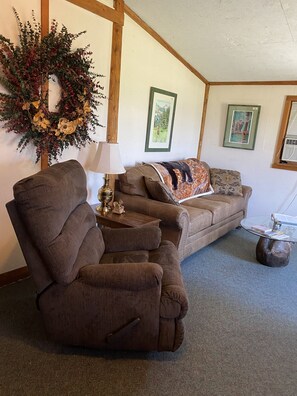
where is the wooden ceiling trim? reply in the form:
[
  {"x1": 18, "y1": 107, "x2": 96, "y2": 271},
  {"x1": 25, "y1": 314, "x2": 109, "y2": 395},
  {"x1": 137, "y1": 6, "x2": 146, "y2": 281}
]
[
  {"x1": 210, "y1": 81, "x2": 297, "y2": 86},
  {"x1": 124, "y1": 4, "x2": 208, "y2": 85},
  {"x1": 66, "y1": 0, "x2": 124, "y2": 25}
]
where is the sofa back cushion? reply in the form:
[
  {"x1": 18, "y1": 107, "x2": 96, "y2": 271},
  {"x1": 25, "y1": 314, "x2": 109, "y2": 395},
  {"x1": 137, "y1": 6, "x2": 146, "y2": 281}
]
[
  {"x1": 119, "y1": 164, "x2": 159, "y2": 197},
  {"x1": 119, "y1": 159, "x2": 213, "y2": 204},
  {"x1": 144, "y1": 177, "x2": 180, "y2": 205},
  {"x1": 13, "y1": 160, "x2": 105, "y2": 285}
]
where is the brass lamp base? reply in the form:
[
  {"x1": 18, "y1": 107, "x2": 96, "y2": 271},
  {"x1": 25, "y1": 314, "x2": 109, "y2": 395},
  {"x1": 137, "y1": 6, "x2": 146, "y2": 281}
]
[{"x1": 97, "y1": 174, "x2": 113, "y2": 215}]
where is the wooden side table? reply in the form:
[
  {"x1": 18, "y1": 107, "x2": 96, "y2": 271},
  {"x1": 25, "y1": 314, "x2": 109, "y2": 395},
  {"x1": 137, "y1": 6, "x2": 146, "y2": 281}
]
[{"x1": 91, "y1": 204, "x2": 161, "y2": 229}]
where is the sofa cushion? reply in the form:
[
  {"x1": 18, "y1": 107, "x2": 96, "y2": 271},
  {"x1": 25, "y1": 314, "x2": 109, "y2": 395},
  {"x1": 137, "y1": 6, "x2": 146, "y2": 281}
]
[
  {"x1": 183, "y1": 194, "x2": 245, "y2": 224},
  {"x1": 181, "y1": 205, "x2": 212, "y2": 236},
  {"x1": 210, "y1": 168, "x2": 243, "y2": 196},
  {"x1": 145, "y1": 177, "x2": 180, "y2": 205}
]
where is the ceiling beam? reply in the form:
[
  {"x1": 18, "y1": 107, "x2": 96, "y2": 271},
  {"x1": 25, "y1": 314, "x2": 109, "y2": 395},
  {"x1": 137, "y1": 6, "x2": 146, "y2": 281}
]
[
  {"x1": 66, "y1": 0, "x2": 124, "y2": 26},
  {"x1": 210, "y1": 80, "x2": 297, "y2": 86}
]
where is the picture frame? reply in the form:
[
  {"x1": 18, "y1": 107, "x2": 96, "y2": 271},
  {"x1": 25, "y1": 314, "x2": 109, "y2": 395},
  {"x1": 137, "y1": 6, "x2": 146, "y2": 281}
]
[
  {"x1": 145, "y1": 87, "x2": 177, "y2": 152},
  {"x1": 223, "y1": 104, "x2": 261, "y2": 150}
]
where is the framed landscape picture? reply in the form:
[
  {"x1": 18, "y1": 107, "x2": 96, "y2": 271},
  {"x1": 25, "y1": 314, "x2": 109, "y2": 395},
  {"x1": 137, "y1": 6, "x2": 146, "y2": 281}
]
[
  {"x1": 223, "y1": 104, "x2": 261, "y2": 150},
  {"x1": 145, "y1": 87, "x2": 177, "y2": 152}
]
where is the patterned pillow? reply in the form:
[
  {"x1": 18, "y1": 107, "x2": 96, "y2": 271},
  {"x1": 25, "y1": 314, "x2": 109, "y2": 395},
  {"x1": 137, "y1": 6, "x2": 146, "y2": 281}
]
[
  {"x1": 144, "y1": 177, "x2": 180, "y2": 205},
  {"x1": 210, "y1": 168, "x2": 243, "y2": 196}
]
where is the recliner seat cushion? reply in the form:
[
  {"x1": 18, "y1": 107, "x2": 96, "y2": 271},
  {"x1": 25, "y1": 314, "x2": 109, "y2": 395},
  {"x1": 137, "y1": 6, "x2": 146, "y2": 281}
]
[
  {"x1": 100, "y1": 250, "x2": 149, "y2": 264},
  {"x1": 13, "y1": 160, "x2": 104, "y2": 284}
]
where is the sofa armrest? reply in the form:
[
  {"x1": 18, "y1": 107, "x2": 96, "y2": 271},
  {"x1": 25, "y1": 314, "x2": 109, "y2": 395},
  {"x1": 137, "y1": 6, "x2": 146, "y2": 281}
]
[
  {"x1": 115, "y1": 191, "x2": 190, "y2": 259},
  {"x1": 115, "y1": 191, "x2": 189, "y2": 229},
  {"x1": 79, "y1": 262, "x2": 163, "y2": 291},
  {"x1": 102, "y1": 226, "x2": 161, "y2": 253},
  {"x1": 242, "y1": 185, "x2": 252, "y2": 217},
  {"x1": 242, "y1": 185, "x2": 252, "y2": 198}
]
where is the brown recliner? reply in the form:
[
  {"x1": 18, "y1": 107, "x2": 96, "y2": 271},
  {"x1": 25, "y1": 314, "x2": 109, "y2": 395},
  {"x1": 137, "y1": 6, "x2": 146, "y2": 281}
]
[{"x1": 6, "y1": 160, "x2": 188, "y2": 351}]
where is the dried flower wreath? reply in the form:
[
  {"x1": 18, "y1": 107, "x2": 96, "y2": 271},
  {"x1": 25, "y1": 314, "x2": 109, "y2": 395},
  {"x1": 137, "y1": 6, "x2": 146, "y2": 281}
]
[{"x1": 0, "y1": 10, "x2": 104, "y2": 163}]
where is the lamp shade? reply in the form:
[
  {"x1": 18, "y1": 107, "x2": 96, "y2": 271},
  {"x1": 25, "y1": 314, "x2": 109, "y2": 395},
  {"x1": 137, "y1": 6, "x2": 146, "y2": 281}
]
[{"x1": 91, "y1": 142, "x2": 126, "y2": 174}]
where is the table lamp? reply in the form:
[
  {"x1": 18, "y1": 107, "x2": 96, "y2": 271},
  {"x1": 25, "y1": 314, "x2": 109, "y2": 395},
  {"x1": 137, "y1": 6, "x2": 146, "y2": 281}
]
[{"x1": 92, "y1": 142, "x2": 126, "y2": 214}]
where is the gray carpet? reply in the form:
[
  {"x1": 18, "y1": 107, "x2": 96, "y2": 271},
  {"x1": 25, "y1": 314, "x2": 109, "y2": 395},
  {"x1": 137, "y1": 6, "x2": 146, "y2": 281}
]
[{"x1": 1, "y1": 228, "x2": 297, "y2": 396}]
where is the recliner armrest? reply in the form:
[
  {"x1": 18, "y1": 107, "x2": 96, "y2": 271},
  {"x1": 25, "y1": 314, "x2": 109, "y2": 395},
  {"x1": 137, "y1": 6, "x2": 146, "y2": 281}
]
[
  {"x1": 102, "y1": 226, "x2": 161, "y2": 253},
  {"x1": 160, "y1": 285, "x2": 188, "y2": 320},
  {"x1": 150, "y1": 241, "x2": 189, "y2": 320},
  {"x1": 79, "y1": 262, "x2": 163, "y2": 291}
]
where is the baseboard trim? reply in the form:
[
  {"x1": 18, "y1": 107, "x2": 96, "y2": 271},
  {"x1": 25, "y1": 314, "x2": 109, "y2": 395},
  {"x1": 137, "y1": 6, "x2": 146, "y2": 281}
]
[{"x1": 0, "y1": 266, "x2": 30, "y2": 288}]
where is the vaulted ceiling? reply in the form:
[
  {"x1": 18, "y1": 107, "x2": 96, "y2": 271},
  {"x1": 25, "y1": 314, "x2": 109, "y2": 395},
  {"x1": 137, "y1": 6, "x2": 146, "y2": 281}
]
[{"x1": 124, "y1": 0, "x2": 297, "y2": 82}]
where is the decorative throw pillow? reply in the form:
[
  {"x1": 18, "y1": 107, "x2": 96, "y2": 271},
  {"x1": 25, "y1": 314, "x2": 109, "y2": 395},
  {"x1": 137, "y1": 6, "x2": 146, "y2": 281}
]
[
  {"x1": 144, "y1": 177, "x2": 180, "y2": 205},
  {"x1": 210, "y1": 168, "x2": 243, "y2": 196}
]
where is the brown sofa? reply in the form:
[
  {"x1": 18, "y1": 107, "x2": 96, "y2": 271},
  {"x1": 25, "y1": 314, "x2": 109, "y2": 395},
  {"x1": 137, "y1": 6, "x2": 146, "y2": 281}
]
[
  {"x1": 6, "y1": 160, "x2": 188, "y2": 352},
  {"x1": 115, "y1": 160, "x2": 252, "y2": 261}
]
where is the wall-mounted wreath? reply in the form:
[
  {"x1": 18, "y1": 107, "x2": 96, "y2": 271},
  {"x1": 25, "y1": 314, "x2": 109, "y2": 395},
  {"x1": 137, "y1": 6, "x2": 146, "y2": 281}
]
[{"x1": 0, "y1": 10, "x2": 105, "y2": 163}]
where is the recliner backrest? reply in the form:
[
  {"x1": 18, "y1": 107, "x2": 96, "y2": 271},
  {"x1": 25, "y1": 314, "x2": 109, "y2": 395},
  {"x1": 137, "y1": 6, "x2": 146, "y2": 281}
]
[{"x1": 13, "y1": 160, "x2": 104, "y2": 285}]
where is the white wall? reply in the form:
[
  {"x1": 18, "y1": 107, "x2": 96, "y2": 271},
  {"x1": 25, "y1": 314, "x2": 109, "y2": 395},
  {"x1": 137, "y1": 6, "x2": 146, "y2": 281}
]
[
  {"x1": 202, "y1": 85, "x2": 297, "y2": 217},
  {"x1": 0, "y1": 3, "x2": 205, "y2": 275},
  {"x1": 119, "y1": 16, "x2": 205, "y2": 166},
  {"x1": 1, "y1": 0, "x2": 41, "y2": 274}
]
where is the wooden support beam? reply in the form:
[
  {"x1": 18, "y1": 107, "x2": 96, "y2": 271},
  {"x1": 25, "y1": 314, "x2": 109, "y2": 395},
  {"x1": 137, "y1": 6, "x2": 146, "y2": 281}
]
[
  {"x1": 41, "y1": 0, "x2": 49, "y2": 169},
  {"x1": 41, "y1": 0, "x2": 49, "y2": 36},
  {"x1": 197, "y1": 84, "x2": 210, "y2": 159},
  {"x1": 106, "y1": 0, "x2": 124, "y2": 143},
  {"x1": 66, "y1": 0, "x2": 124, "y2": 26}
]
